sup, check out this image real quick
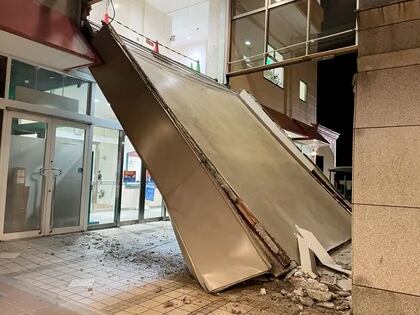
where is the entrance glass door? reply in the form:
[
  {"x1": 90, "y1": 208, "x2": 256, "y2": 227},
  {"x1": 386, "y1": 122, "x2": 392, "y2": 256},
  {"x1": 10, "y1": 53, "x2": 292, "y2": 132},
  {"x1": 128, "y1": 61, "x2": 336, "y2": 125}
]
[
  {"x1": 0, "y1": 112, "x2": 88, "y2": 238},
  {"x1": 2, "y1": 116, "x2": 49, "y2": 235},
  {"x1": 47, "y1": 122, "x2": 87, "y2": 233}
]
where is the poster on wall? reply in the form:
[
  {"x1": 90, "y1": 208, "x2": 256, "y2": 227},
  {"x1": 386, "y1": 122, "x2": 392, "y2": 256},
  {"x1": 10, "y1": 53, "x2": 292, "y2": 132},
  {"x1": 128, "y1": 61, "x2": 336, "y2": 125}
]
[
  {"x1": 145, "y1": 170, "x2": 156, "y2": 201},
  {"x1": 123, "y1": 170, "x2": 136, "y2": 183}
]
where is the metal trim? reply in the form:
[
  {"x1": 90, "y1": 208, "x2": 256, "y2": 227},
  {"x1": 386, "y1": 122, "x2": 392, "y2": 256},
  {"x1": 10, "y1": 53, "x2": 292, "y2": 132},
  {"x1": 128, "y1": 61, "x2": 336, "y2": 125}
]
[{"x1": 227, "y1": 45, "x2": 358, "y2": 77}]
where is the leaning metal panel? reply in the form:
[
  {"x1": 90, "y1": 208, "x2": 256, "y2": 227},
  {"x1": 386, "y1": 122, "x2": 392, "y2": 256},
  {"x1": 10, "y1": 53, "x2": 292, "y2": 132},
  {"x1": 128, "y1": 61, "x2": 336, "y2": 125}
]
[
  {"x1": 129, "y1": 39, "x2": 351, "y2": 262},
  {"x1": 90, "y1": 24, "x2": 351, "y2": 291},
  {"x1": 90, "y1": 26, "x2": 273, "y2": 293}
]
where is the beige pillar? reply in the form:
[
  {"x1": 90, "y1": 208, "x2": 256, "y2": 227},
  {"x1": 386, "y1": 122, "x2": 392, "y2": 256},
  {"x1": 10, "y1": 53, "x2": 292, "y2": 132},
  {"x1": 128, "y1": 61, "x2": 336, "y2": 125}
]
[{"x1": 353, "y1": 0, "x2": 420, "y2": 313}]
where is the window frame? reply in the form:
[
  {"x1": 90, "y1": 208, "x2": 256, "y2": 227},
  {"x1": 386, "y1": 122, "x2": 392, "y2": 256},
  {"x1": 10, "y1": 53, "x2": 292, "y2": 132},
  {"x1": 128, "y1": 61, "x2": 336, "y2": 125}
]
[{"x1": 299, "y1": 79, "x2": 308, "y2": 103}]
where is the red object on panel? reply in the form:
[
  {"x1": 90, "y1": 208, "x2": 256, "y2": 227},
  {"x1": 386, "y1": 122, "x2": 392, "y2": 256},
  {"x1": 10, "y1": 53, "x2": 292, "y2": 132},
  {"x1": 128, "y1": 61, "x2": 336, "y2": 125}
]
[
  {"x1": 104, "y1": 13, "x2": 110, "y2": 25},
  {"x1": 0, "y1": 0, "x2": 97, "y2": 66}
]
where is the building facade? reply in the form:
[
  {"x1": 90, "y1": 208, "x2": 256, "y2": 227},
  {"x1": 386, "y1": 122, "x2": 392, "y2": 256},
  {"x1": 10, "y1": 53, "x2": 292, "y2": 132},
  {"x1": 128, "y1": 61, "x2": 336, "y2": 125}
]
[{"x1": 0, "y1": 0, "x2": 354, "y2": 241}]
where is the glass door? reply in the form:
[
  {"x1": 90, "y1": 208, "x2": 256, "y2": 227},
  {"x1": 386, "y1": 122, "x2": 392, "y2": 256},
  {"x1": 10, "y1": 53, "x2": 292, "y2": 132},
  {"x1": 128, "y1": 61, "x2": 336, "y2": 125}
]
[
  {"x1": 88, "y1": 127, "x2": 120, "y2": 226},
  {"x1": 0, "y1": 111, "x2": 89, "y2": 239},
  {"x1": 44, "y1": 121, "x2": 88, "y2": 234},
  {"x1": 1, "y1": 113, "x2": 50, "y2": 237}
]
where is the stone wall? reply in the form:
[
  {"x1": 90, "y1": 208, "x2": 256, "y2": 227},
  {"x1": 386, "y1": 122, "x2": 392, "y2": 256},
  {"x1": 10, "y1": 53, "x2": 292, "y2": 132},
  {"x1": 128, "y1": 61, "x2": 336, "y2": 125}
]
[{"x1": 353, "y1": 0, "x2": 420, "y2": 313}]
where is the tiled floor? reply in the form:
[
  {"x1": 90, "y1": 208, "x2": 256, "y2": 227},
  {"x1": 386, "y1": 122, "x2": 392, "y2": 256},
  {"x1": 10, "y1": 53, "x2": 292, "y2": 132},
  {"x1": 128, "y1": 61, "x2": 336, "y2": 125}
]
[{"x1": 0, "y1": 222, "x2": 345, "y2": 315}]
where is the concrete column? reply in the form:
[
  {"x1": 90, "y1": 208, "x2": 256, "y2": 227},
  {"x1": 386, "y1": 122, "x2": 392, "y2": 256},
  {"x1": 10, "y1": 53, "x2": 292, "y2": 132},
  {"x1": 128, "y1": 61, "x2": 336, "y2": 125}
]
[{"x1": 353, "y1": 0, "x2": 420, "y2": 313}]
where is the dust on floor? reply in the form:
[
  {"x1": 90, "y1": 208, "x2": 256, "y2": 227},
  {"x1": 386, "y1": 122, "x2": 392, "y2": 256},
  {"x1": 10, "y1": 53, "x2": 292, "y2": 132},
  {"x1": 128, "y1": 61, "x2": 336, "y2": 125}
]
[{"x1": 0, "y1": 222, "x2": 351, "y2": 315}]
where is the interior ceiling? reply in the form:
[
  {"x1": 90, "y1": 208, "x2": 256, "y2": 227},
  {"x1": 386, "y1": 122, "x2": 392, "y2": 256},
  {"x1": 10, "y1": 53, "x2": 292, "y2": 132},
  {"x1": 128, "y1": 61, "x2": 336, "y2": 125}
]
[
  {"x1": 170, "y1": 1, "x2": 209, "y2": 47},
  {"x1": 146, "y1": 0, "x2": 206, "y2": 14},
  {"x1": 0, "y1": 30, "x2": 93, "y2": 71}
]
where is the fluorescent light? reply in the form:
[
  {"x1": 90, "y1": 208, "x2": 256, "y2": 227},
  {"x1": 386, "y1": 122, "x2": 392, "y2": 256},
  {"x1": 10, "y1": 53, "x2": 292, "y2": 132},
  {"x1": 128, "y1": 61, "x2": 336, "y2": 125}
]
[{"x1": 244, "y1": 40, "x2": 251, "y2": 46}]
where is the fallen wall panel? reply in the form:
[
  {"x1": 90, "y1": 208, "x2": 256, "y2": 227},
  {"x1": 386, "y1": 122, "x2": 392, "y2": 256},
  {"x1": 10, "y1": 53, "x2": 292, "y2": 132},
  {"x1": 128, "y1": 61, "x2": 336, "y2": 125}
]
[
  {"x1": 89, "y1": 25, "x2": 351, "y2": 292},
  {"x1": 90, "y1": 26, "x2": 275, "y2": 293}
]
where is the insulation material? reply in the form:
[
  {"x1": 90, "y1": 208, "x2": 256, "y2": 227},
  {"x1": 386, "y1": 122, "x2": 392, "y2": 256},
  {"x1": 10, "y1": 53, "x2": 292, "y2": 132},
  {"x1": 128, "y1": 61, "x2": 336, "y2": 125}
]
[{"x1": 89, "y1": 25, "x2": 351, "y2": 292}]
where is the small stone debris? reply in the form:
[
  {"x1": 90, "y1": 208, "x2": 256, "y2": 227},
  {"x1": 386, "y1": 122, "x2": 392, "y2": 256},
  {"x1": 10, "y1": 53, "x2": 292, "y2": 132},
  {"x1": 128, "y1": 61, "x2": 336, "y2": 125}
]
[
  {"x1": 231, "y1": 306, "x2": 242, "y2": 314},
  {"x1": 316, "y1": 301, "x2": 335, "y2": 309},
  {"x1": 154, "y1": 286, "x2": 162, "y2": 293},
  {"x1": 319, "y1": 275, "x2": 337, "y2": 286},
  {"x1": 163, "y1": 300, "x2": 175, "y2": 308},
  {"x1": 337, "y1": 291, "x2": 351, "y2": 297},
  {"x1": 299, "y1": 296, "x2": 314, "y2": 307},
  {"x1": 280, "y1": 289, "x2": 288, "y2": 295},
  {"x1": 306, "y1": 289, "x2": 333, "y2": 302},
  {"x1": 297, "y1": 305, "x2": 304, "y2": 311},
  {"x1": 87, "y1": 287, "x2": 93, "y2": 292},
  {"x1": 182, "y1": 296, "x2": 191, "y2": 304},
  {"x1": 260, "y1": 288, "x2": 267, "y2": 295},
  {"x1": 293, "y1": 288, "x2": 305, "y2": 297}
]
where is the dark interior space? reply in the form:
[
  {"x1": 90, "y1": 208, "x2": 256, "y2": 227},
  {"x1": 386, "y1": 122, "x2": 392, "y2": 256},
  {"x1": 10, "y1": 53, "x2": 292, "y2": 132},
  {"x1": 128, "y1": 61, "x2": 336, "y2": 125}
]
[
  {"x1": 317, "y1": 52, "x2": 357, "y2": 166},
  {"x1": 0, "y1": 56, "x2": 6, "y2": 98}
]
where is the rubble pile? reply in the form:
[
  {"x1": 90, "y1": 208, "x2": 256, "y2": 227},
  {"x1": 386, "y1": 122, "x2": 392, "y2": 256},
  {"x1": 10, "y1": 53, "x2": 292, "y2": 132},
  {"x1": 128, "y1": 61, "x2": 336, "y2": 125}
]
[{"x1": 283, "y1": 267, "x2": 352, "y2": 314}]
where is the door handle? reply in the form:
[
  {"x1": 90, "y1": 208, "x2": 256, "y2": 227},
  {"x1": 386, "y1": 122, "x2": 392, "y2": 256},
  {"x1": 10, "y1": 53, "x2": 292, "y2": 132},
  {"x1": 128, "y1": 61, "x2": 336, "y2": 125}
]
[
  {"x1": 39, "y1": 168, "x2": 48, "y2": 176},
  {"x1": 51, "y1": 168, "x2": 62, "y2": 176}
]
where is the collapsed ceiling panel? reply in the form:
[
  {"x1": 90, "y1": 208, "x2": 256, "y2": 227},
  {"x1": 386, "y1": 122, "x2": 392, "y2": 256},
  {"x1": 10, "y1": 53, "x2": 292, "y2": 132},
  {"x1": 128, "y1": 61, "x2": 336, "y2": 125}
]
[{"x1": 89, "y1": 25, "x2": 351, "y2": 292}]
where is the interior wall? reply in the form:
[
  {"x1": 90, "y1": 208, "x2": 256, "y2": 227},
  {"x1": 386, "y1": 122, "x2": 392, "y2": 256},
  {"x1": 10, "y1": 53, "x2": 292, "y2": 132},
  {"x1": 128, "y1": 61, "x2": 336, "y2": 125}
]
[
  {"x1": 229, "y1": 61, "x2": 317, "y2": 125},
  {"x1": 290, "y1": 61, "x2": 317, "y2": 125},
  {"x1": 229, "y1": 72, "x2": 286, "y2": 114}
]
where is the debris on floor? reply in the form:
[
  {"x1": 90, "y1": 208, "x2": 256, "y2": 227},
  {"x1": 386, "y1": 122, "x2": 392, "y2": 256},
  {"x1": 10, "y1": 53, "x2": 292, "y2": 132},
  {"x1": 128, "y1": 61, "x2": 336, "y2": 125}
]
[
  {"x1": 0, "y1": 222, "x2": 352, "y2": 315},
  {"x1": 0, "y1": 252, "x2": 20, "y2": 259},
  {"x1": 68, "y1": 278, "x2": 95, "y2": 288}
]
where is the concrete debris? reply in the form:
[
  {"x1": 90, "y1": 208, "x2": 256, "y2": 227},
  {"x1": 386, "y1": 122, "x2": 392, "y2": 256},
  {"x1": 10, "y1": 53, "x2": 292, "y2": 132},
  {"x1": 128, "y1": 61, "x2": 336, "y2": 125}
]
[
  {"x1": 299, "y1": 296, "x2": 314, "y2": 307},
  {"x1": 231, "y1": 306, "x2": 242, "y2": 314},
  {"x1": 291, "y1": 276, "x2": 329, "y2": 292},
  {"x1": 293, "y1": 288, "x2": 305, "y2": 297},
  {"x1": 316, "y1": 301, "x2": 336, "y2": 309},
  {"x1": 337, "y1": 278, "x2": 352, "y2": 291},
  {"x1": 182, "y1": 296, "x2": 191, "y2": 304},
  {"x1": 307, "y1": 289, "x2": 333, "y2": 302},
  {"x1": 337, "y1": 291, "x2": 351, "y2": 297},
  {"x1": 154, "y1": 286, "x2": 162, "y2": 293},
  {"x1": 68, "y1": 278, "x2": 95, "y2": 288},
  {"x1": 320, "y1": 275, "x2": 337, "y2": 286},
  {"x1": 260, "y1": 288, "x2": 267, "y2": 295},
  {"x1": 163, "y1": 300, "x2": 175, "y2": 308}
]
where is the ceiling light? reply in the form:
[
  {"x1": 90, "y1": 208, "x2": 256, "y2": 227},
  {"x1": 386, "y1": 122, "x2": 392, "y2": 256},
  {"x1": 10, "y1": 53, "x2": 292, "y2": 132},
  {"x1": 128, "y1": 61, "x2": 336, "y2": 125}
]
[
  {"x1": 95, "y1": 99, "x2": 99, "y2": 103},
  {"x1": 24, "y1": 79, "x2": 29, "y2": 84},
  {"x1": 49, "y1": 76, "x2": 54, "y2": 79},
  {"x1": 244, "y1": 40, "x2": 251, "y2": 46},
  {"x1": 187, "y1": 36, "x2": 191, "y2": 40}
]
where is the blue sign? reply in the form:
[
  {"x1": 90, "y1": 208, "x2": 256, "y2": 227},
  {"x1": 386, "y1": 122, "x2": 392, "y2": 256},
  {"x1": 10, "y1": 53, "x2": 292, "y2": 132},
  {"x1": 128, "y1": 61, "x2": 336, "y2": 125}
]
[{"x1": 145, "y1": 185, "x2": 155, "y2": 201}]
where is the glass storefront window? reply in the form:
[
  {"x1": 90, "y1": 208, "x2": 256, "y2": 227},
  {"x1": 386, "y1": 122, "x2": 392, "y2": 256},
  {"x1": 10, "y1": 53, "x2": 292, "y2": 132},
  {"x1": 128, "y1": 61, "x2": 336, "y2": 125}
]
[
  {"x1": 0, "y1": 55, "x2": 6, "y2": 98},
  {"x1": 93, "y1": 84, "x2": 118, "y2": 121},
  {"x1": 233, "y1": 0, "x2": 265, "y2": 16},
  {"x1": 144, "y1": 170, "x2": 164, "y2": 219},
  {"x1": 9, "y1": 60, "x2": 90, "y2": 114},
  {"x1": 89, "y1": 127, "x2": 120, "y2": 225},
  {"x1": 230, "y1": 12, "x2": 266, "y2": 71},
  {"x1": 121, "y1": 137, "x2": 141, "y2": 222},
  {"x1": 309, "y1": 0, "x2": 356, "y2": 53},
  {"x1": 264, "y1": 45, "x2": 284, "y2": 88},
  {"x1": 268, "y1": 0, "x2": 308, "y2": 60}
]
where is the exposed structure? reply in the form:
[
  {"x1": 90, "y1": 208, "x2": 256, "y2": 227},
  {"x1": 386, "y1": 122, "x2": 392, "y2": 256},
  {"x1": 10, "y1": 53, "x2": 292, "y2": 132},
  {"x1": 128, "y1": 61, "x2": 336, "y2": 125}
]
[{"x1": 90, "y1": 24, "x2": 351, "y2": 292}]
